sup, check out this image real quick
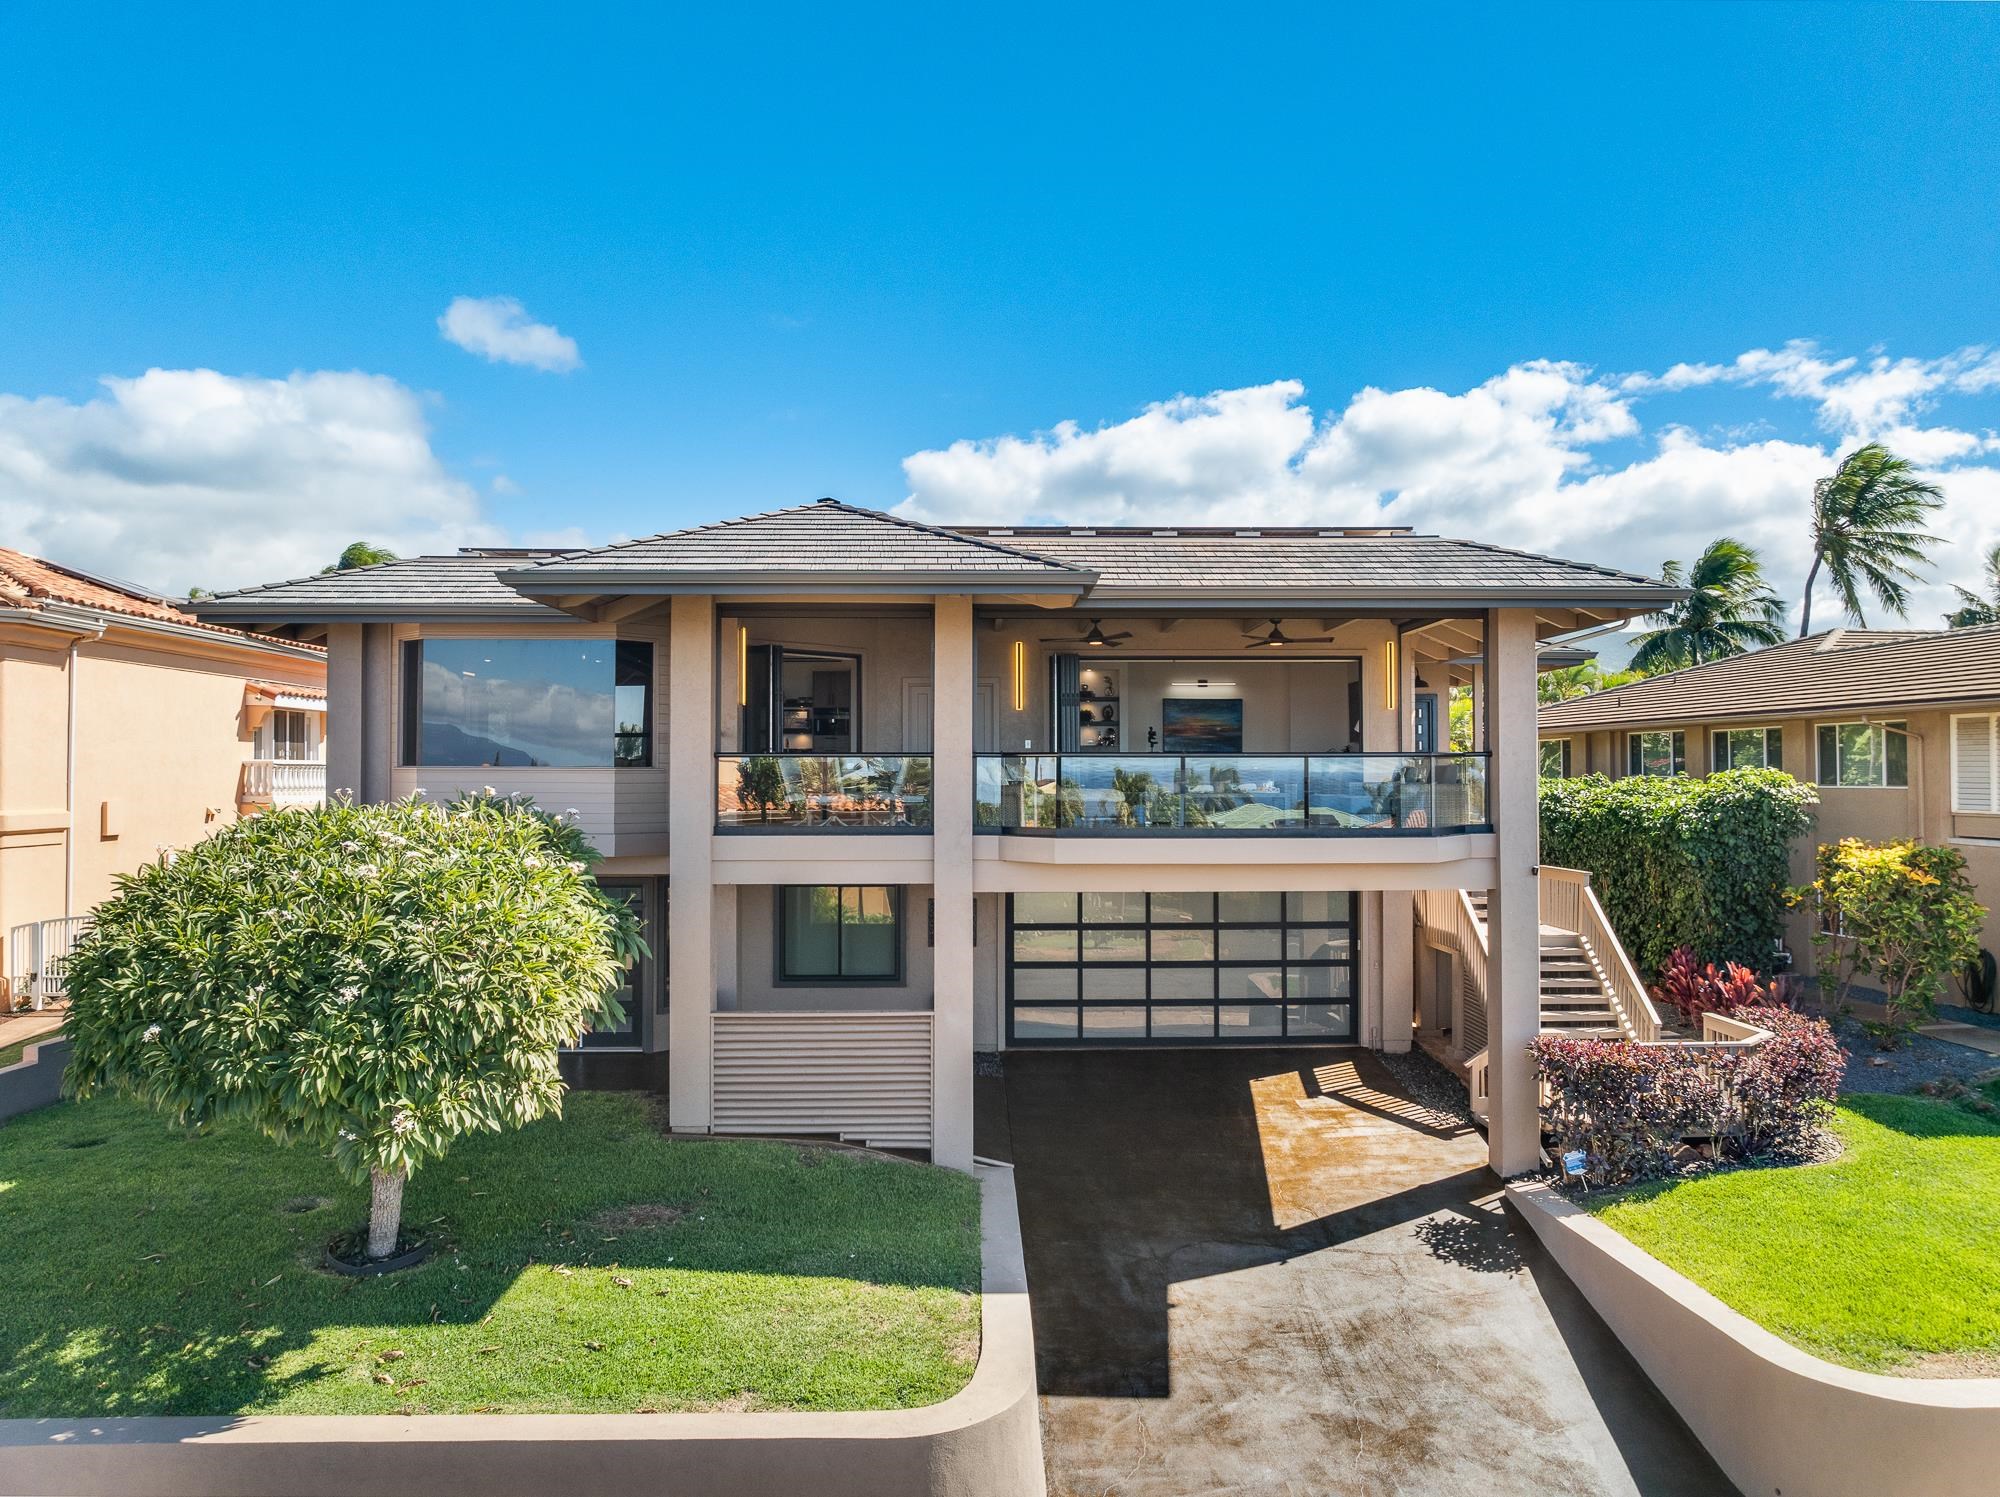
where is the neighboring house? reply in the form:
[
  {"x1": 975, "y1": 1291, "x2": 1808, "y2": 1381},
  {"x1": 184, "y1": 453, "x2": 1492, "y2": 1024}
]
[
  {"x1": 0, "y1": 549, "x2": 328, "y2": 1003},
  {"x1": 1538, "y1": 626, "x2": 2000, "y2": 973},
  {"x1": 192, "y1": 498, "x2": 1682, "y2": 1176}
]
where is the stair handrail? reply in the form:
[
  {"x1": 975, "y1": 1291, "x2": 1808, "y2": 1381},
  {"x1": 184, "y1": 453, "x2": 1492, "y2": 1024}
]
[{"x1": 1539, "y1": 866, "x2": 1660, "y2": 1043}]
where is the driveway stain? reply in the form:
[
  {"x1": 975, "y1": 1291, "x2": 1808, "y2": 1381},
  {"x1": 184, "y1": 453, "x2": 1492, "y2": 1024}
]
[{"x1": 996, "y1": 1047, "x2": 1737, "y2": 1497}]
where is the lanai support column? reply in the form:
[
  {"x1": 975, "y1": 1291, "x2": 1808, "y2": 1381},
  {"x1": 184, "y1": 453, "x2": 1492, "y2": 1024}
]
[
  {"x1": 667, "y1": 594, "x2": 717, "y2": 1134},
  {"x1": 1485, "y1": 606, "x2": 1542, "y2": 1175},
  {"x1": 930, "y1": 596, "x2": 976, "y2": 1172}
]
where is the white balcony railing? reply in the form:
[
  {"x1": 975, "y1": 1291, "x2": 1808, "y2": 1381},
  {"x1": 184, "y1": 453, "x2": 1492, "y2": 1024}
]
[
  {"x1": 5, "y1": 915, "x2": 89, "y2": 1010},
  {"x1": 243, "y1": 759, "x2": 327, "y2": 808}
]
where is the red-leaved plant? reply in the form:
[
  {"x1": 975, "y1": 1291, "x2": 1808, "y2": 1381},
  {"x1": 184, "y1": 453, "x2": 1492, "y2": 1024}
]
[
  {"x1": 1533, "y1": 1006, "x2": 1845, "y2": 1185},
  {"x1": 1650, "y1": 946, "x2": 1769, "y2": 1028}
]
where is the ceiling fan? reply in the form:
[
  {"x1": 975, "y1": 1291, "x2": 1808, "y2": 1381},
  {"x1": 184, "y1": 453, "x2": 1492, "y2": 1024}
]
[
  {"x1": 1041, "y1": 619, "x2": 1133, "y2": 648},
  {"x1": 1243, "y1": 619, "x2": 1338, "y2": 650}
]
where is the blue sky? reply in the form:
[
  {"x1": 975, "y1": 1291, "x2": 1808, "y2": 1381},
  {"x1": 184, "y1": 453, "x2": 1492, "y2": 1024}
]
[{"x1": 2, "y1": 3, "x2": 1997, "y2": 621}]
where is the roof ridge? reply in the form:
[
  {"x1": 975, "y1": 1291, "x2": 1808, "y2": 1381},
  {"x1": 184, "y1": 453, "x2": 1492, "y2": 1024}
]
[{"x1": 519, "y1": 497, "x2": 1087, "y2": 573}]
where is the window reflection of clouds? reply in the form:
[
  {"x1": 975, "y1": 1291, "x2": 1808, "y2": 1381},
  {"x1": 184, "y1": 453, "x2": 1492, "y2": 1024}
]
[{"x1": 416, "y1": 640, "x2": 619, "y2": 766}]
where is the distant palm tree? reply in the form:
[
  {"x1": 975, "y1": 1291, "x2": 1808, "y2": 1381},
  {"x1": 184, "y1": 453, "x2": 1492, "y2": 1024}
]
[
  {"x1": 1800, "y1": 444, "x2": 1944, "y2": 635},
  {"x1": 1630, "y1": 538, "x2": 1787, "y2": 673},
  {"x1": 1945, "y1": 541, "x2": 2000, "y2": 628}
]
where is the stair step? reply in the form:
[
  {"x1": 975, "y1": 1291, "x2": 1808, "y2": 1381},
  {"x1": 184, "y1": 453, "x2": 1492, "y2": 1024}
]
[
  {"x1": 1539, "y1": 1009, "x2": 1621, "y2": 1025},
  {"x1": 1538, "y1": 1025, "x2": 1626, "y2": 1039},
  {"x1": 1540, "y1": 978, "x2": 1605, "y2": 991}
]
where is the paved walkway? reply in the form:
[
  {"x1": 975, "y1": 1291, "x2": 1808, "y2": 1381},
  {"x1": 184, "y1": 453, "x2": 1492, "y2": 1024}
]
[
  {"x1": 990, "y1": 1047, "x2": 1735, "y2": 1497},
  {"x1": 1843, "y1": 998, "x2": 2000, "y2": 1058},
  {"x1": 0, "y1": 1008, "x2": 64, "y2": 1058}
]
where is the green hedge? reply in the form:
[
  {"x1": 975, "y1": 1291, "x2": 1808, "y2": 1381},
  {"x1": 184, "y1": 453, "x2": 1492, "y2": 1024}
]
[{"x1": 1539, "y1": 769, "x2": 1818, "y2": 976}]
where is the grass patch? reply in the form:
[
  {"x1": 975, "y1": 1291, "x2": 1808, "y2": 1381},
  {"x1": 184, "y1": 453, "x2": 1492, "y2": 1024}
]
[
  {"x1": 0, "y1": 1025, "x2": 61, "y2": 1071},
  {"x1": 0, "y1": 1091, "x2": 980, "y2": 1415},
  {"x1": 1588, "y1": 1094, "x2": 2000, "y2": 1373}
]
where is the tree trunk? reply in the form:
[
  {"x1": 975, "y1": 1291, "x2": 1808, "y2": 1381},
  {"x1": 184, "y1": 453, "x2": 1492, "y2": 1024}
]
[
  {"x1": 367, "y1": 1166, "x2": 407, "y2": 1260},
  {"x1": 1799, "y1": 551, "x2": 1823, "y2": 637}
]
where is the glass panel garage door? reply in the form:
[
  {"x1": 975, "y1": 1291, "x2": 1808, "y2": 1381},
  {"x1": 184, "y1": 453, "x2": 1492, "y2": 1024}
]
[{"x1": 1007, "y1": 891, "x2": 1358, "y2": 1045}]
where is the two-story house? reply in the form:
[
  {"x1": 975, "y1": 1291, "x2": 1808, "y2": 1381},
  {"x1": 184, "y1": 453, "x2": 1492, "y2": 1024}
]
[
  {"x1": 1538, "y1": 626, "x2": 2000, "y2": 976},
  {"x1": 1, "y1": 548, "x2": 328, "y2": 1005},
  {"x1": 194, "y1": 499, "x2": 1679, "y2": 1176}
]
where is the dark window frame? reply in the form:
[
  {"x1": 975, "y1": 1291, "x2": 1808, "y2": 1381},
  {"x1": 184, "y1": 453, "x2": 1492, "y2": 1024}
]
[
  {"x1": 398, "y1": 637, "x2": 655, "y2": 769},
  {"x1": 776, "y1": 885, "x2": 907, "y2": 986},
  {"x1": 1005, "y1": 891, "x2": 1360, "y2": 1046},
  {"x1": 1627, "y1": 729, "x2": 1686, "y2": 777},
  {"x1": 1711, "y1": 725, "x2": 1784, "y2": 773},
  {"x1": 1816, "y1": 720, "x2": 1909, "y2": 789}
]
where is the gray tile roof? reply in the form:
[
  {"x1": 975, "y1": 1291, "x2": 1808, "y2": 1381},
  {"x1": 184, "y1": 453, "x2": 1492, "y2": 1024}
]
[
  {"x1": 196, "y1": 552, "x2": 572, "y2": 621},
  {"x1": 189, "y1": 503, "x2": 1683, "y2": 623},
  {"x1": 505, "y1": 500, "x2": 1092, "y2": 589},
  {"x1": 1539, "y1": 627, "x2": 2000, "y2": 730},
  {"x1": 953, "y1": 527, "x2": 1680, "y2": 604}
]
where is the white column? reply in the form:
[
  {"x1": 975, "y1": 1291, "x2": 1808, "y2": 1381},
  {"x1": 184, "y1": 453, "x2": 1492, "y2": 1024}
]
[
  {"x1": 667, "y1": 594, "x2": 717, "y2": 1132},
  {"x1": 1471, "y1": 661, "x2": 1487, "y2": 752},
  {"x1": 1485, "y1": 607, "x2": 1541, "y2": 1175},
  {"x1": 930, "y1": 596, "x2": 976, "y2": 1171}
]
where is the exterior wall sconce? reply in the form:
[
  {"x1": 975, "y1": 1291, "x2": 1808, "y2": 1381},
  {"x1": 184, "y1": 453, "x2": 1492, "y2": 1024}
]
[
  {"x1": 1011, "y1": 639, "x2": 1027, "y2": 712},
  {"x1": 1383, "y1": 639, "x2": 1399, "y2": 712},
  {"x1": 737, "y1": 624, "x2": 749, "y2": 707}
]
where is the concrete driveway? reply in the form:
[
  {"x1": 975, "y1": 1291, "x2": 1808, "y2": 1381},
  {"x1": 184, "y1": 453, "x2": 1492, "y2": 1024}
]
[{"x1": 984, "y1": 1047, "x2": 1735, "y2": 1497}]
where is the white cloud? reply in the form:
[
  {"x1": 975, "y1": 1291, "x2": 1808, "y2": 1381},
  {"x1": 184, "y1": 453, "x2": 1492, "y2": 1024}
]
[
  {"x1": 490, "y1": 473, "x2": 522, "y2": 496},
  {"x1": 0, "y1": 368, "x2": 500, "y2": 593},
  {"x1": 437, "y1": 295, "x2": 581, "y2": 373},
  {"x1": 899, "y1": 344, "x2": 2000, "y2": 629}
]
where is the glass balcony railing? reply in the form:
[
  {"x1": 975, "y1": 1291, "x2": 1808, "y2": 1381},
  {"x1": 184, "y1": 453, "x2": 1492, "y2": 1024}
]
[
  {"x1": 717, "y1": 754, "x2": 933, "y2": 830},
  {"x1": 973, "y1": 752, "x2": 1490, "y2": 835}
]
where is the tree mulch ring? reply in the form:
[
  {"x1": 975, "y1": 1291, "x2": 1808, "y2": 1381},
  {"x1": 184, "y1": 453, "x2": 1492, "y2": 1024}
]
[{"x1": 323, "y1": 1225, "x2": 433, "y2": 1277}]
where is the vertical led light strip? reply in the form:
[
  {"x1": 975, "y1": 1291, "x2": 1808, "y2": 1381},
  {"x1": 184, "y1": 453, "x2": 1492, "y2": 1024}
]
[
  {"x1": 1011, "y1": 639, "x2": 1027, "y2": 711},
  {"x1": 1383, "y1": 639, "x2": 1399, "y2": 712},
  {"x1": 737, "y1": 624, "x2": 749, "y2": 706}
]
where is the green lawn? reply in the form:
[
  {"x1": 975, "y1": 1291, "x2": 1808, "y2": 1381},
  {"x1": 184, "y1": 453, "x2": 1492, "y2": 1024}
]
[
  {"x1": 0, "y1": 1091, "x2": 981, "y2": 1416},
  {"x1": 1589, "y1": 1094, "x2": 2000, "y2": 1373},
  {"x1": 0, "y1": 1024, "x2": 61, "y2": 1071}
]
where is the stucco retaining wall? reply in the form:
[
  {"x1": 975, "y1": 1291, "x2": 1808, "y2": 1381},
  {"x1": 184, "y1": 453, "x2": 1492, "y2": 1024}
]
[
  {"x1": 1508, "y1": 1180, "x2": 2000, "y2": 1497},
  {"x1": 0, "y1": 1164, "x2": 1045, "y2": 1497},
  {"x1": 0, "y1": 1035, "x2": 68, "y2": 1122}
]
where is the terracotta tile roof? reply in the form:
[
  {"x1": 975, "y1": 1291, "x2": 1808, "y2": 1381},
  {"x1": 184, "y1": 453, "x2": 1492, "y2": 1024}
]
[
  {"x1": 0, "y1": 547, "x2": 324, "y2": 653},
  {"x1": 1538, "y1": 627, "x2": 2000, "y2": 730},
  {"x1": 246, "y1": 679, "x2": 329, "y2": 702}
]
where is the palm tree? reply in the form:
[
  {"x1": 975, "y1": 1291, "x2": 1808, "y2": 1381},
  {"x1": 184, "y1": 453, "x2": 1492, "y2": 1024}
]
[
  {"x1": 1800, "y1": 444, "x2": 1944, "y2": 635},
  {"x1": 1945, "y1": 541, "x2": 2000, "y2": 628},
  {"x1": 1630, "y1": 538, "x2": 1787, "y2": 673}
]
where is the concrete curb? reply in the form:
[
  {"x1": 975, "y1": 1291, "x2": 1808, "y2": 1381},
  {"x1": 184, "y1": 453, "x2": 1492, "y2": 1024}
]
[
  {"x1": 0, "y1": 1035, "x2": 69, "y2": 1122},
  {"x1": 1507, "y1": 1180, "x2": 2000, "y2": 1497},
  {"x1": 0, "y1": 1165, "x2": 1045, "y2": 1497}
]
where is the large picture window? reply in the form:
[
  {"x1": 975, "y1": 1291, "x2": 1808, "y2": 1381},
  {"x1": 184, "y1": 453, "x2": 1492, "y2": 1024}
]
[
  {"x1": 779, "y1": 886, "x2": 904, "y2": 983},
  {"x1": 1816, "y1": 721, "x2": 1907, "y2": 788},
  {"x1": 401, "y1": 638, "x2": 652, "y2": 767},
  {"x1": 1007, "y1": 890, "x2": 1358, "y2": 1045},
  {"x1": 1712, "y1": 726, "x2": 1783, "y2": 772}
]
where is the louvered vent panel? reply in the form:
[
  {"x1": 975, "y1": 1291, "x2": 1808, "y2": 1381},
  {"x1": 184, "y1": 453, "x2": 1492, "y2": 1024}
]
[{"x1": 711, "y1": 1012, "x2": 934, "y2": 1151}]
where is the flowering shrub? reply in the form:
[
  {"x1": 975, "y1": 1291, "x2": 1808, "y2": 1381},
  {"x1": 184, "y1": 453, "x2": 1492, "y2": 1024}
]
[
  {"x1": 65, "y1": 790, "x2": 643, "y2": 1260},
  {"x1": 1805, "y1": 838, "x2": 1987, "y2": 1042},
  {"x1": 1651, "y1": 946, "x2": 1769, "y2": 1027},
  {"x1": 1534, "y1": 1007, "x2": 1845, "y2": 1185}
]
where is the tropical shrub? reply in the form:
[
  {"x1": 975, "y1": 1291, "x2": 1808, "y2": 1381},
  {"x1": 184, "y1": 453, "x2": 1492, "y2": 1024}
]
[
  {"x1": 1533, "y1": 1007, "x2": 1845, "y2": 1185},
  {"x1": 1805, "y1": 838, "x2": 1987, "y2": 1041},
  {"x1": 1539, "y1": 769, "x2": 1818, "y2": 975},
  {"x1": 64, "y1": 791, "x2": 643, "y2": 1262},
  {"x1": 1729, "y1": 1005, "x2": 1846, "y2": 1157},
  {"x1": 1650, "y1": 946, "x2": 1768, "y2": 1027}
]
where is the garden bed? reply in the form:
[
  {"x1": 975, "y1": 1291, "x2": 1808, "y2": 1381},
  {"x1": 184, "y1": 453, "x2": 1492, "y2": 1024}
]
[
  {"x1": 0, "y1": 1091, "x2": 981, "y2": 1416},
  {"x1": 1583, "y1": 1093, "x2": 2000, "y2": 1374}
]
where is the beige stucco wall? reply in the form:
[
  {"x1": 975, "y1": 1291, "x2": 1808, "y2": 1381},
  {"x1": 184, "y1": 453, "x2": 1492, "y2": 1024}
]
[
  {"x1": 1540, "y1": 701, "x2": 2000, "y2": 970},
  {"x1": 725, "y1": 882, "x2": 936, "y2": 1013},
  {"x1": 0, "y1": 616, "x2": 325, "y2": 975}
]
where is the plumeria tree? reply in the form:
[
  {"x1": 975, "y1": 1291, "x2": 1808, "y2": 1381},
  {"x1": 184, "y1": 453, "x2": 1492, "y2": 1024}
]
[{"x1": 64, "y1": 790, "x2": 643, "y2": 1262}]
